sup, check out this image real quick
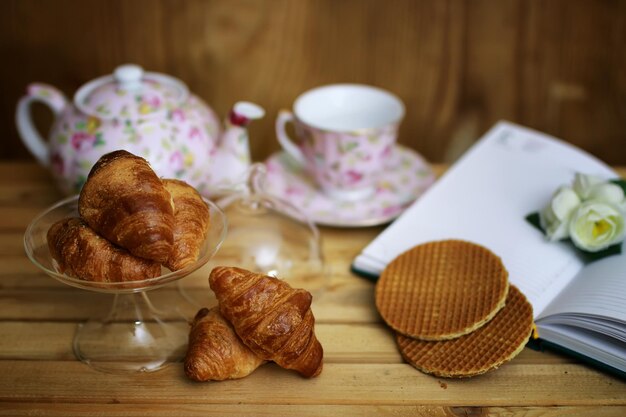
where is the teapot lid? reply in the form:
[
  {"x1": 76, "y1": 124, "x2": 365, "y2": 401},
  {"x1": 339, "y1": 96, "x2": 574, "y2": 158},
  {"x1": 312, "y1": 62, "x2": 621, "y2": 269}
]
[{"x1": 73, "y1": 64, "x2": 189, "y2": 120}]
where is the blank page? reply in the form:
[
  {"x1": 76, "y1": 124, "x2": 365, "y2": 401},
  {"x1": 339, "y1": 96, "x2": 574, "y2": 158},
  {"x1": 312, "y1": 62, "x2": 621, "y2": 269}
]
[{"x1": 354, "y1": 121, "x2": 617, "y2": 317}]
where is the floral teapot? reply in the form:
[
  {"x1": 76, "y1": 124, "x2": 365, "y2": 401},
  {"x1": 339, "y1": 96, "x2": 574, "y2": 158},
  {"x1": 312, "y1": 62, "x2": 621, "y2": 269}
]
[{"x1": 16, "y1": 64, "x2": 264, "y2": 196}]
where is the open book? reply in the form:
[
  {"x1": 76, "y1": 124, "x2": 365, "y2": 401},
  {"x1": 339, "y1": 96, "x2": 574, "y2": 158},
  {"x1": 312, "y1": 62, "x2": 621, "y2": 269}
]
[{"x1": 352, "y1": 121, "x2": 626, "y2": 377}]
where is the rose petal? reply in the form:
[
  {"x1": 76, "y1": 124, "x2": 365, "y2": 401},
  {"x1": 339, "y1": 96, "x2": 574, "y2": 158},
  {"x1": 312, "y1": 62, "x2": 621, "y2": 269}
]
[
  {"x1": 587, "y1": 183, "x2": 625, "y2": 205},
  {"x1": 573, "y1": 173, "x2": 605, "y2": 199},
  {"x1": 546, "y1": 220, "x2": 570, "y2": 241},
  {"x1": 551, "y1": 186, "x2": 581, "y2": 220}
]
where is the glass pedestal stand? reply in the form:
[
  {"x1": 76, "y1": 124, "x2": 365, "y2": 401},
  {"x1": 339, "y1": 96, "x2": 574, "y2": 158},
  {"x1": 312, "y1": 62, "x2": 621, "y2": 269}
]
[
  {"x1": 73, "y1": 292, "x2": 189, "y2": 373},
  {"x1": 24, "y1": 195, "x2": 227, "y2": 374}
]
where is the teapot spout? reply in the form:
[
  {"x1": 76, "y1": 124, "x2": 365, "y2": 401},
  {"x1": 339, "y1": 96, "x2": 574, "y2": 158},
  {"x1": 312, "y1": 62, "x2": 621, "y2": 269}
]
[
  {"x1": 228, "y1": 101, "x2": 265, "y2": 127},
  {"x1": 209, "y1": 102, "x2": 265, "y2": 193},
  {"x1": 221, "y1": 101, "x2": 265, "y2": 157}
]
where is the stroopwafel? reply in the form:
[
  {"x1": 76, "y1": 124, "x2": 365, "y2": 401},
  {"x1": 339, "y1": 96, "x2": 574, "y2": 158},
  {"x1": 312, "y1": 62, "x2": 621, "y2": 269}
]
[
  {"x1": 375, "y1": 240, "x2": 509, "y2": 340},
  {"x1": 396, "y1": 285, "x2": 533, "y2": 378}
]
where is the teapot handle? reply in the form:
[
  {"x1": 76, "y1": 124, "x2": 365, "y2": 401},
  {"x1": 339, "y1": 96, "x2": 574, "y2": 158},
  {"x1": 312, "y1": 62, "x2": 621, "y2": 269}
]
[{"x1": 15, "y1": 83, "x2": 68, "y2": 167}]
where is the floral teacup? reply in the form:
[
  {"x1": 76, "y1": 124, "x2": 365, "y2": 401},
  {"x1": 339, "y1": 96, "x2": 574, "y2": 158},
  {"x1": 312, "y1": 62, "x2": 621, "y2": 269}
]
[{"x1": 276, "y1": 84, "x2": 405, "y2": 202}]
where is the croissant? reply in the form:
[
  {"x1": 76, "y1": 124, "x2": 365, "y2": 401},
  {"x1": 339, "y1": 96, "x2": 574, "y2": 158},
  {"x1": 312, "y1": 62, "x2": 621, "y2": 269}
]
[
  {"x1": 47, "y1": 217, "x2": 162, "y2": 282},
  {"x1": 209, "y1": 266, "x2": 324, "y2": 378},
  {"x1": 162, "y1": 179, "x2": 210, "y2": 271},
  {"x1": 78, "y1": 150, "x2": 175, "y2": 263},
  {"x1": 184, "y1": 307, "x2": 265, "y2": 381}
]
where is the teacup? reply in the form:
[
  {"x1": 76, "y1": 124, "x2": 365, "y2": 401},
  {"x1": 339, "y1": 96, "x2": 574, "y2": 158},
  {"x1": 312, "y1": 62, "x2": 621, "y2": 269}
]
[{"x1": 275, "y1": 84, "x2": 405, "y2": 201}]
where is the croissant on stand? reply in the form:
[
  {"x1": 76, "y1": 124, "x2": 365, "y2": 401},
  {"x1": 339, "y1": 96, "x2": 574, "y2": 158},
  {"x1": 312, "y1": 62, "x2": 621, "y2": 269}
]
[
  {"x1": 163, "y1": 179, "x2": 211, "y2": 271},
  {"x1": 46, "y1": 150, "x2": 212, "y2": 284},
  {"x1": 78, "y1": 150, "x2": 175, "y2": 264},
  {"x1": 47, "y1": 217, "x2": 161, "y2": 282},
  {"x1": 208, "y1": 266, "x2": 324, "y2": 378}
]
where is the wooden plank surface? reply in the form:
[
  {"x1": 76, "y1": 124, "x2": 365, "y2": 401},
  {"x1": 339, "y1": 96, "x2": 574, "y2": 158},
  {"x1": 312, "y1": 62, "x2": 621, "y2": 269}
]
[
  {"x1": 2, "y1": 405, "x2": 625, "y2": 417},
  {"x1": 1, "y1": 360, "x2": 624, "y2": 406},
  {"x1": 0, "y1": 162, "x2": 625, "y2": 416}
]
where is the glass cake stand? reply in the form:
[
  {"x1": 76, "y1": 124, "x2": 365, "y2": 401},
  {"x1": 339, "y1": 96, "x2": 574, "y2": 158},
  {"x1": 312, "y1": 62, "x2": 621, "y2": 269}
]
[
  {"x1": 24, "y1": 195, "x2": 227, "y2": 373},
  {"x1": 208, "y1": 163, "x2": 327, "y2": 297}
]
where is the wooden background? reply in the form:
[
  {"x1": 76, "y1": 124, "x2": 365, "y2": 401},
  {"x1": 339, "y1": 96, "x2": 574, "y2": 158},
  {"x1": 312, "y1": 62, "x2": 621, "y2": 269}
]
[{"x1": 1, "y1": 0, "x2": 625, "y2": 165}]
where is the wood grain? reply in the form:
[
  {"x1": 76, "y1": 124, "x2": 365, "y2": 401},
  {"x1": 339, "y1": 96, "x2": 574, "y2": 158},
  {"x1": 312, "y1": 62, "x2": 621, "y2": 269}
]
[
  {"x1": 1, "y1": 405, "x2": 625, "y2": 417},
  {"x1": 0, "y1": 0, "x2": 625, "y2": 166},
  {"x1": 0, "y1": 360, "x2": 624, "y2": 406},
  {"x1": 1, "y1": 162, "x2": 625, "y2": 416}
]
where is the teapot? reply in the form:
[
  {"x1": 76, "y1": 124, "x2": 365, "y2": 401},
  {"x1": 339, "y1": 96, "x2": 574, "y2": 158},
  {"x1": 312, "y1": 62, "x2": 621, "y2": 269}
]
[{"x1": 16, "y1": 64, "x2": 264, "y2": 196}]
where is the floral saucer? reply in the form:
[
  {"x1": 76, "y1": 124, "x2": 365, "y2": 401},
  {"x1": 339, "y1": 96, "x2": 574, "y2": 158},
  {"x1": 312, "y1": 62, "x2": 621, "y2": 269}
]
[{"x1": 263, "y1": 145, "x2": 436, "y2": 227}]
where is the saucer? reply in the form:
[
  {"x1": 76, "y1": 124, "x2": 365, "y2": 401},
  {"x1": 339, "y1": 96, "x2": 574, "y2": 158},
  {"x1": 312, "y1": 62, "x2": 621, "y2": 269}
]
[{"x1": 263, "y1": 145, "x2": 436, "y2": 227}]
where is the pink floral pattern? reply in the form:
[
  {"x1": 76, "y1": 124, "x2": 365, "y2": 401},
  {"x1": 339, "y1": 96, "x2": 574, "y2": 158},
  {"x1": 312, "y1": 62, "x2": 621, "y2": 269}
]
[
  {"x1": 82, "y1": 78, "x2": 175, "y2": 120},
  {"x1": 137, "y1": 94, "x2": 162, "y2": 115},
  {"x1": 71, "y1": 132, "x2": 95, "y2": 150},
  {"x1": 294, "y1": 122, "x2": 399, "y2": 195},
  {"x1": 21, "y1": 64, "x2": 259, "y2": 198},
  {"x1": 45, "y1": 93, "x2": 222, "y2": 196},
  {"x1": 264, "y1": 145, "x2": 435, "y2": 227}
]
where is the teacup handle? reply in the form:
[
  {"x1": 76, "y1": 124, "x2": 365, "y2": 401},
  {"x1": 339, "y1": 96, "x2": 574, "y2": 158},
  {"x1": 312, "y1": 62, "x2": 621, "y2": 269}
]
[
  {"x1": 16, "y1": 83, "x2": 68, "y2": 166},
  {"x1": 275, "y1": 110, "x2": 306, "y2": 166}
]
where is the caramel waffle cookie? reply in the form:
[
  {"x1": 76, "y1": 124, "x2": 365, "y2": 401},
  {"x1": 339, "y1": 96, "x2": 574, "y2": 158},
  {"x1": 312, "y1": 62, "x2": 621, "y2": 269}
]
[
  {"x1": 396, "y1": 285, "x2": 533, "y2": 378},
  {"x1": 375, "y1": 240, "x2": 509, "y2": 340}
]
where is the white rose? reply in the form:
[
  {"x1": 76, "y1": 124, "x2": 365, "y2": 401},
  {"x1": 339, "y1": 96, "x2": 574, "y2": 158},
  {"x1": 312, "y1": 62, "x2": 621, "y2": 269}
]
[
  {"x1": 569, "y1": 201, "x2": 625, "y2": 252},
  {"x1": 540, "y1": 186, "x2": 581, "y2": 241},
  {"x1": 573, "y1": 173, "x2": 625, "y2": 210},
  {"x1": 573, "y1": 173, "x2": 605, "y2": 199}
]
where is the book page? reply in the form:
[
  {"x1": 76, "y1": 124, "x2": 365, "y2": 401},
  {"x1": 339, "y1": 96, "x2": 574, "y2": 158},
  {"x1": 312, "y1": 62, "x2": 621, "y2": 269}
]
[
  {"x1": 536, "y1": 324, "x2": 626, "y2": 373},
  {"x1": 354, "y1": 121, "x2": 617, "y2": 317},
  {"x1": 538, "y1": 253, "x2": 626, "y2": 323}
]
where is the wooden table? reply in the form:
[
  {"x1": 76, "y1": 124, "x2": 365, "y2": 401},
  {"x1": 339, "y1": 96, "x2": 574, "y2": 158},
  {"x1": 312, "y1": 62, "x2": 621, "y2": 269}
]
[{"x1": 1, "y1": 162, "x2": 625, "y2": 416}]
